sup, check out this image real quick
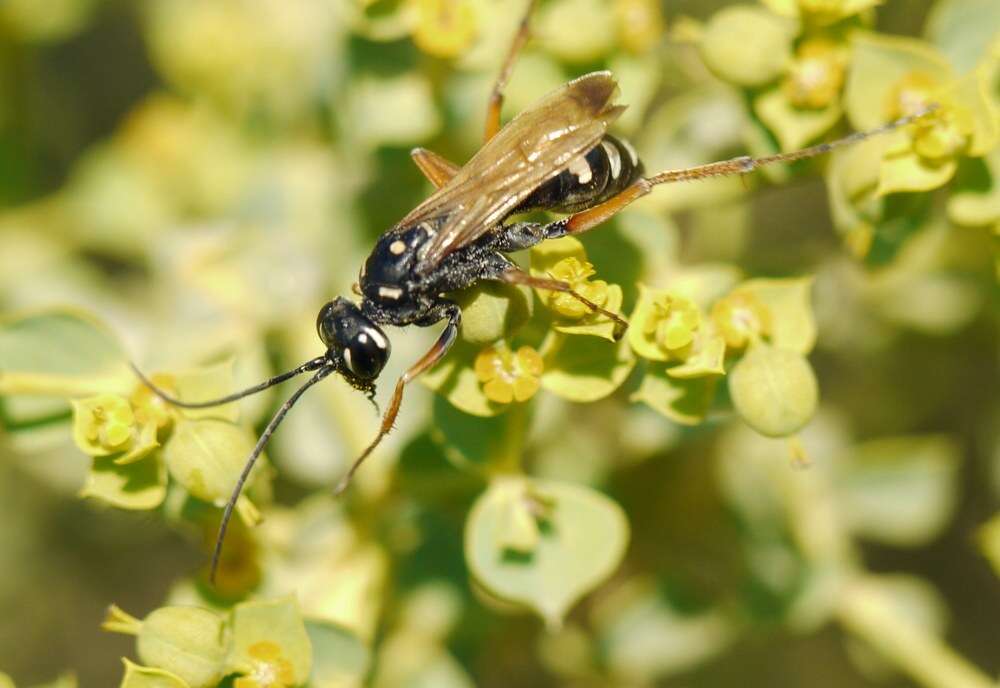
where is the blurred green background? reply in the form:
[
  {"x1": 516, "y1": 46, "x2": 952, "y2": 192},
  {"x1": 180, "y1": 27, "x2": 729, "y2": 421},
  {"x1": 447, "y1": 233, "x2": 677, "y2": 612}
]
[{"x1": 1, "y1": 0, "x2": 998, "y2": 686}]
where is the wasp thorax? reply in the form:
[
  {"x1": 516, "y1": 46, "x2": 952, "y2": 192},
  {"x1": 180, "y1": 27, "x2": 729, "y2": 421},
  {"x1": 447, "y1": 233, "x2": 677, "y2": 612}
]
[{"x1": 317, "y1": 297, "x2": 391, "y2": 379}]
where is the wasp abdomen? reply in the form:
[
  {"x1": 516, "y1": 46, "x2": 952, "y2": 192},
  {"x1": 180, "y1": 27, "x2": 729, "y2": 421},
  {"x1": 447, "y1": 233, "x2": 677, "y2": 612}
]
[{"x1": 517, "y1": 134, "x2": 643, "y2": 215}]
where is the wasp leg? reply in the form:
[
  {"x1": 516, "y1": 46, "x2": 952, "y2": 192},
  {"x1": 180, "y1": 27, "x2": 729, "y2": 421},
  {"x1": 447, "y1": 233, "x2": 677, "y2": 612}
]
[
  {"x1": 500, "y1": 267, "x2": 628, "y2": 339},
  {"x1": 485, "y1": 0, "x2": 539, "y2": 142},
  {"x1": 334, "y1": 302, "x2": 461, "y2": 496},
  {"x1": 410, "y1": 147, "x2": 460, "y2": 189},
  {"x1": 542, "y1": 106, "x2": 939, "y2": 237}
]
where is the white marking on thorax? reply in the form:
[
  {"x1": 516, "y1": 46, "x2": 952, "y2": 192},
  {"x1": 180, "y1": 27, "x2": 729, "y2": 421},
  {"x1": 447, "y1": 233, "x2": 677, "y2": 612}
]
[
  {"x1": 343, "y1": 347, "x2": 354, "y2": 371},
  {"x1": 389, "y1": 240, "x2": 406, "y2": 255},
  {"x1": 567, "y1": 155, "x2": 592, "y2": 184},
  {"x1": 419, "y1": 221, "x2": 437, "y2": 236},
  {"x1": 365, "y1": 326, "x2": 388, "y2": 350},
  {"x1": 378, "y1": 286, "x2": 403, "y2": 300},
  {"x1": 358, "y1": 332, "x2": 368, "y2": 344}
]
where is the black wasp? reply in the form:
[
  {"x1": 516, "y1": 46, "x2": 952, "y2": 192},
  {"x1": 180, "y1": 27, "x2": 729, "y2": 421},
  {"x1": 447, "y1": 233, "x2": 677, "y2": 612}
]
[{"x1": 135, "y1": 0, "x2": 933, "y2": 579}]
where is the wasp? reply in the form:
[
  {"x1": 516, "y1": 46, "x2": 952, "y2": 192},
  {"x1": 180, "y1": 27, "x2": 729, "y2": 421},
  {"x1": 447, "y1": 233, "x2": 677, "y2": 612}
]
[{"x1": 134, "y1": 0, "x2": 933, "y2": 579}]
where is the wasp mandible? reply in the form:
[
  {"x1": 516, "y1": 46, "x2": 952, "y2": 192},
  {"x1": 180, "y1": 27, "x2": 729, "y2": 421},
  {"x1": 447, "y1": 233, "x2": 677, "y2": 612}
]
[{"x1": 134, "y1": 0, "x2": 934, "y2": 580}]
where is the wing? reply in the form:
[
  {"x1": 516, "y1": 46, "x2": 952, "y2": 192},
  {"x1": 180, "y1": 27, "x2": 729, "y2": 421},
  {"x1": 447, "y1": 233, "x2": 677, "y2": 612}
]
[{"x1": 398, "y1": 71, "x2": 626, "y2": 273}]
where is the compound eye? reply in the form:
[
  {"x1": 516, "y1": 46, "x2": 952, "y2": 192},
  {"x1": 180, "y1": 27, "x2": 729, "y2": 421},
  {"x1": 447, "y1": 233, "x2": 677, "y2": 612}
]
[
  {"x1": 316, "y1": 302, "x2": 338, "y2": 349},
  {"x1": 344, "y1": 326, "x2": 391, "y2": 379}
]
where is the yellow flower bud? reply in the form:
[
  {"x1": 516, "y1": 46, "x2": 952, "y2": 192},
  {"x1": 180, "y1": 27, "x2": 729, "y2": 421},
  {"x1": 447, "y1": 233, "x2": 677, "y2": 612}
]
[{"x1": 546, "y1": 257, "x2": 610, "y2": 320}]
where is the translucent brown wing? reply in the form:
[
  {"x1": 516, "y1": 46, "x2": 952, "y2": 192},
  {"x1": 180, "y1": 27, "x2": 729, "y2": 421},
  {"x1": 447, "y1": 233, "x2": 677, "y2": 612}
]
[{"x1": 398, "y1": 71, "x2": 626, "y2": 273}]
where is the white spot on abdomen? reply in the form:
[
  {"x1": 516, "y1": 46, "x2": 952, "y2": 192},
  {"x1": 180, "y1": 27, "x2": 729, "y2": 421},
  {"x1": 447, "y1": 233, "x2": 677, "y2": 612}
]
[
  {"x1": 568, "y1": 155, "x2": 592, "y2": 184},
  {"x1": 602, "y1": 140, "x2": 622, "y2": 179},
  {"x1": 378, "y1": 286, "x2": 403, "y2": 300}
]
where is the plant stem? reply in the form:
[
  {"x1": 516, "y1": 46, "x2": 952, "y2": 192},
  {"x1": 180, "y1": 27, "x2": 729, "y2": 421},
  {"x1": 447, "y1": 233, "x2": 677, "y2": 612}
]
[{"x1": 836, "y1": 576, "x2": 994, "y2": 688}]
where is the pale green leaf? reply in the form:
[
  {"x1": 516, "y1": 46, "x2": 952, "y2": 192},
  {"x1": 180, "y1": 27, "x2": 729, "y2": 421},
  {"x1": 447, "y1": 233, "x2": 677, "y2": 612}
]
[
  {"x1": 926, "y1": 0, "x2": 1000, "y2": 73},
  {"x1": 170, "y1": 361, "x2": 239, "y2": 422},
  {"x1": 541, "y1": 336, "x2": 635, "y2": 403},
  {"x1": 349, "y1": 74, "x2": 441, "y2": 147},
  {"x1": 455, "y1": 282, "x2": 532, "y2": 346},
  {"x1": 630, "y1": 366, "x2": 717, "y2": 425},
  {"x1": 948, "y1": 149, "x2": 1000, "y2": 226},
  {"x1": 836, "y1": 436, "x2": 959, "y2": 546},
  {"x1": 80, "y1": 455, "x2": 167, "y2": 510},
  {"x1": 163, "y1": 418, "x2": 256, "y2": 504},
  {"x1": 305, "y1": 619, "x2": 371, "y2": 687},
  {"x1": 465, "y1": 478, "x2": 629, "y2": 627},
  {"x1": 728, "y1": 343, "x2": 818, "y2": 438},
  {"x1": 120, "y1": 660, "x2": 190, "y2": 688},
  {"x1": 699, "y1": 6, "x2": 797, "y2": 87},
  {"x1": 228, "y1": 596, "x2": 313, "y2": 685},
  {"x1": 0, "y1": 308, "x2": 130, "y2": 398},
  {"x1": 667, "y1": 335, "x2": 726, "y2": 379},
  {"x1": 735, "y1": 276, "x2": 817, "y2": 354},
  {"x1": 876, "y1": 149, "x2": 958, "y2": 195},
  {"x1": 845, "y1": 32, "x2": 953, "y2": 131},
  {"x1": 754, "y1": 87, "x2": 843, "y2": 153},
  {"x1": 136, "y1": 607, "x2": 227, "y2": 688}
]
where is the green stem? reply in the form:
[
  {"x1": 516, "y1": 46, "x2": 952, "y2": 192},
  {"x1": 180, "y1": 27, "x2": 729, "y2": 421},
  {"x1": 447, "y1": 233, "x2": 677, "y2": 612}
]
[
  {"x1": 493, "y1": 400, "x2": 529, "y2": 476},
  {"x1": 836, "y1": 577, "x2": 994, "y2": 688}
]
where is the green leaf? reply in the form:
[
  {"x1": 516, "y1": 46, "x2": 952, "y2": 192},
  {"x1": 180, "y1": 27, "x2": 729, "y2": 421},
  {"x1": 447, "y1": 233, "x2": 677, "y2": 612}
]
[
  {"x1": 170, "y1": 361, "x2": 239, "y2": 422},
  {"x1": 455, "y1": 282, "x2": 532, "y2": 346},
  {"x1": 699, "y1": 6, "x2": 797, "y2": 88},
  {"x1": 80, "y1": 455, "x2": 167, "y2": 510},
  {"x1": 754, "y1": 87, "x2": 843, "y2": 153},
  {"x1": 876, "y1": 148, "x2": 958, "y2": 196},
  {"x1": 948, "y1": 150, "x2": 1000, "y2": 226},
  {"x1": 667, "y1": 335, "x2": 726, "y2": 379},
  {"x1": 134, "y1": 607, "x2": 227, "y2": 688},
  {"x1": 735, "y1": 277, "x2": 817, "y2": 354},
  {"x1": 119, "y1": 660, "x2": 190, "y2": 688},
  {"x1": 465, "y1": 478, "x2": 629, "y2": 627},
  {"x1": 845, "y1": 32, "x2": 953, "y2": 132},
  {"x1": 541, "y1": 335, "x2": 635, "y2": 403},
  {"x1": 630, "y1": 366, "x2": 717, "y2": 426},
  {"x1": 421, "y1": 340, "x2": 504, "y2": 417},
  {"x1": 305, "y1": 619, "x2": 371, "y2": 687},
  {"x1": 593, "y1": 580, "x2": 735, "y2": 683},
  {"x1": 977, "y1": 513, "x2": 1000, "y2": 579},
  {"x1": 431, "y1": 395, "x2": 526, "y2": 472},
  {"x1": 349, "y1": 74, "x2": 442, "y2": 147},
  {"x1": 728, "y1": 343, "x2": 818, "y2": 438},
  {"x1": 927, "y1": 0, "x2": 1000, "y2": 73},
  {"x1": 0, "y1": 308, "x2": 130, "y2": 400},
  {"x1": 228, "y1": 596, "x2": 312, "y2": 685},
  {"x1": 163, "y1": 418, "x2": 256, "y2": 504},
  {"x1": 836, "y1": 436, "x2": 959, "y2": 546},
  {"x1": 0, "y1": 672, "x2": 13, "y2": 688}
]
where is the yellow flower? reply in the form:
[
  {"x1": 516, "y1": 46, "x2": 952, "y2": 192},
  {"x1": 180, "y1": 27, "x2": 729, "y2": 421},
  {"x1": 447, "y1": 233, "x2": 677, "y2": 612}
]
[
  {"x1": 885, "y1": 71, "x2": 938, "y2": 120},
  {"x1": 73, "y1": 394, "x2": 137, "y2": 456},
  {"x1": 546, "y1": 257, "x2": 609, "y2": 319},
  {"x1": 474, "y1": 345, "x2": 544, "y2": 404},
  {"x1": 782, "y1": 38, "x2": 846, "y2": 109},
  {"x1": 885, "y1": 72, "x2": 974, "y2": 162},
  {"x1": 644, "y1": 293, "x2": 701, "y2": 357},
  {"x1": 129, "y1": 373, "x2": 175, "y2": 430},
  {"x1": 711, "y1": 292, "x2": 772, "y2": 349},
  {"x1": 234, "y1": 641, "x2": 296, "y2": 688},
  {"x1": 411, "y1": 0, "x2": 477, "y2": 59}
]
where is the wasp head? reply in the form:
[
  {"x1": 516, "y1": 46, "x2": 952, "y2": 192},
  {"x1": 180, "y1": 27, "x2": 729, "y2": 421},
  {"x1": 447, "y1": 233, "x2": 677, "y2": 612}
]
[{"x1": 317, "y1": 297, "x2": 391, "y2": 381}]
